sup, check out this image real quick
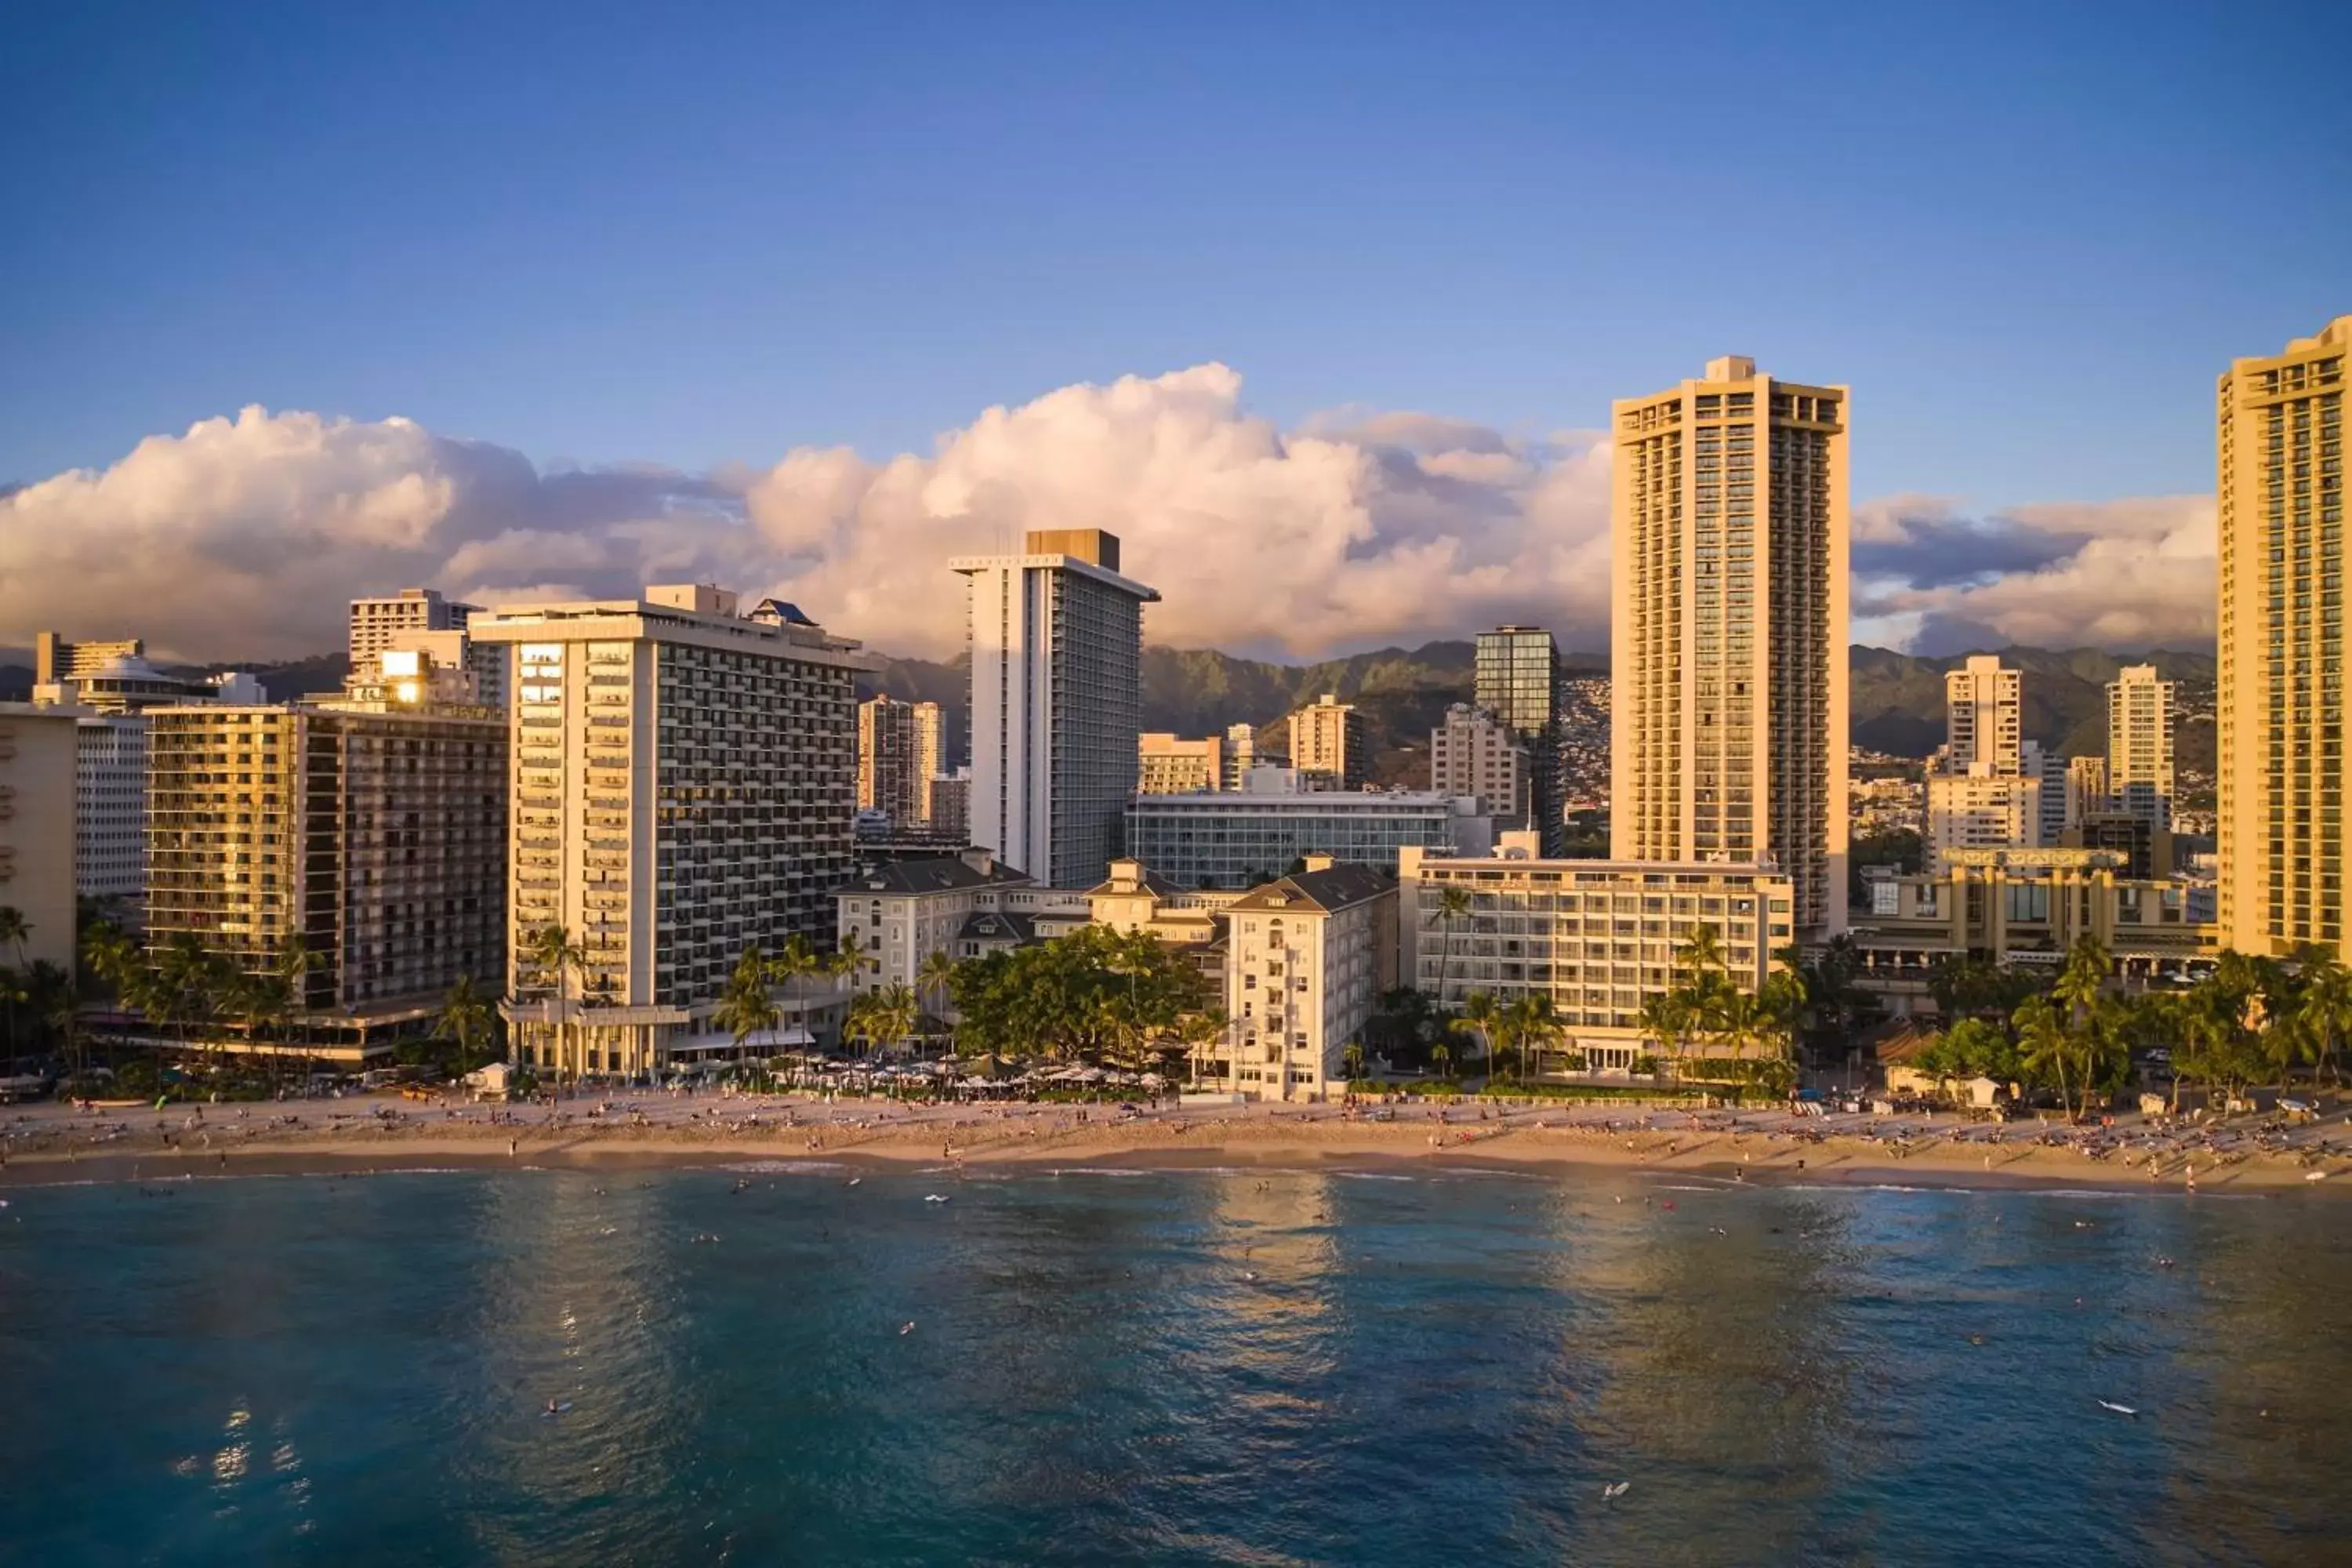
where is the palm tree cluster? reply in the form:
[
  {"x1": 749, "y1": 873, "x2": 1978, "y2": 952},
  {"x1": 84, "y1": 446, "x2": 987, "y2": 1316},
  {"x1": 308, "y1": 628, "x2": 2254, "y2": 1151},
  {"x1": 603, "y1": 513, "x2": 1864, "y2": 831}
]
[
  {"x1": 0, "y1": 905, "x2": 82, "y2": 1073},
  {"x1": 1450, "y1": 990, "x2": 1571, "y2": 1084},
  {"x1": 1910, "y1": 938, "x2": 2352, "y2": 1119},
  {"x1": 67, "y1": 916, "x2": 340, "y2": 1087},
  {"x1": 1632, "y1": 927, "x2": 1808, "y2": 1091}
]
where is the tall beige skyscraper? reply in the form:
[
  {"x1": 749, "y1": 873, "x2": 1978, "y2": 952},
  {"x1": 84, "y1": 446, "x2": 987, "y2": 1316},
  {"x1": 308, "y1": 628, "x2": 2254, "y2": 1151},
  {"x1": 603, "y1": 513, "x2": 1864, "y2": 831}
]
[
  {"x1": 2220, "y1": 316, "x2": 2350, "y2": 957},
  {"x1": 2107, "y1": 663, "x2": 2174, "y2": 798},
  {"x1": 1610, "y1": 354, "x2": 1849, "y2": 936},
  {"x1": 1287, "y1": 693, "x2": 1365, "y2": 789},
  {"x1": 470, "y1": 586, "x2": 870, "y2": 1076},
  {"x1": 1945, "y1": 654, "x2": 2022, "y2": 774}
]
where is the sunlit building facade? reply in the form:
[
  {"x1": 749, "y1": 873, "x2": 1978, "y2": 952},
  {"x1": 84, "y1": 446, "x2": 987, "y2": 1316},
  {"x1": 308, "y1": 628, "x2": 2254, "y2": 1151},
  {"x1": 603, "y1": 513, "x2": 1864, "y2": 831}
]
[
  {"x1": 1610, "y1": 355, "x2": 1849, "y2": 936},
  {"x1": 144, "y1": 702, "x2": 507, "y2": 1022},
  {"x1": 0, "y1": 705, "x2": 81, "y2": 971},
  {"x1": 2218, "y1": 317, "x2": 2350, "y2": 958},
  {"x1": 471, "y1": 587, "x2": 869, "y2": 1076},
  {"x1": 1286, "y1": 694, "x2": 1365, "y2": 790},
  {"x1": 857, "y1": 694, "x2": 945, "y2": 826},
  {"x1": 1138, "y1": 732, "x2": 1225, "y2": 795},
  {"x1": 1399, "y1": 837, "x2": 1792, "y2": 1072}
]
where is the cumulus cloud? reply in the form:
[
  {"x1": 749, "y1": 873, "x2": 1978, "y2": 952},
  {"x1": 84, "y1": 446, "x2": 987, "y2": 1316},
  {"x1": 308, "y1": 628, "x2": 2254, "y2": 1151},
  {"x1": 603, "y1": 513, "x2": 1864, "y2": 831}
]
[
  {"x1": 0, "y1": 407, "x2": 731, "y2": 662},
  {"x1": 0, "y1": 369, "x2": 2215, "y2": 666},
  {"x1": 0, "y1": 368, "x2": 1616, "y2": 663},
  {"x1": 1852, "y1": 493, "x2": 2215, "y2": 655}
]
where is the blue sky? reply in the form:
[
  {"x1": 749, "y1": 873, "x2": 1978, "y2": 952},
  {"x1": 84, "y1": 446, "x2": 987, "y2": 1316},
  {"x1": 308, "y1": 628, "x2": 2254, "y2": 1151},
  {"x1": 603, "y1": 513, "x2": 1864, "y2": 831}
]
[
  {"x1": 2, "y1": 2, "x2": 2347, "y2": 663},
  {"x1": 5, "y1": 0, "x2": 2344, "y2": 500}
]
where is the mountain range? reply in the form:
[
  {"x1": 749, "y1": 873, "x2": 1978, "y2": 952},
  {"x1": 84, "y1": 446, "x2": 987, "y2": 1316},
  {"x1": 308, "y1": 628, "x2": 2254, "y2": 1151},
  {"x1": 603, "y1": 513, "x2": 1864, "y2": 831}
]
[
  {"x1": 2, "y1": 639, "x2": 2219, "y2": 782},
  {"x1": 866, "y1": 641, "x2": 2220, "y2": 782}
]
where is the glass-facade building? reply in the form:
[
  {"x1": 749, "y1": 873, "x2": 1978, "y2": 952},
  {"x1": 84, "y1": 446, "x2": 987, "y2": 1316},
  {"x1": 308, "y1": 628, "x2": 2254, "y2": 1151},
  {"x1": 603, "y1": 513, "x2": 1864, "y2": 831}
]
[
  {"x1": 1123, "y1": 789, "x2": 1486, "y2": 888},
  {"x1": 1475, "y1": 626, "x2": 1560, "y2": 848}
]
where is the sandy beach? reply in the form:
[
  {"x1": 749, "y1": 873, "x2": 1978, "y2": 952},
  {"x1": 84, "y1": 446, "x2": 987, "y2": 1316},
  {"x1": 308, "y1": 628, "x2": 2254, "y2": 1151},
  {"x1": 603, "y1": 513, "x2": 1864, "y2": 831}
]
[{"x1": 7, "y1": 1089, "x2": 2350, "y2": 1196}]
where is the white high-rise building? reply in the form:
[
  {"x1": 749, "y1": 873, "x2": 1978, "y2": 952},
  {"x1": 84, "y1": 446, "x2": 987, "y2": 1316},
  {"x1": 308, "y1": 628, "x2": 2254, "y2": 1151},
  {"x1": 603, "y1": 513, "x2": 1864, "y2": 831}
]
[
  {"x1": 1945, "y1": 655, "x2": 2022, "y2": 774},
  {"x1": 1222, "y1": 721, "x2": 1265, "y2": 790},
  {"x1": 72, "y1": 714, "x2": 148, "y2": 902},
  {"x1": 1925, "y1": 771, "x2": 2041, "y2": 874},
  {"x1": 470, "y1": 586, "x2": 872, "y2": 1077},
  {"x1": 2107, "y1": 663, "x2": 2174, "y2": 800},
  {"x1": 952, "y1": 529, "x2": 1159, "y2": 889},
  {"x1": 1610, "y1": 354, "x2": 1849, "y2": 935},
  {"x1": 2022, "y1": 739, "x2": 2070, "y2": 848}
]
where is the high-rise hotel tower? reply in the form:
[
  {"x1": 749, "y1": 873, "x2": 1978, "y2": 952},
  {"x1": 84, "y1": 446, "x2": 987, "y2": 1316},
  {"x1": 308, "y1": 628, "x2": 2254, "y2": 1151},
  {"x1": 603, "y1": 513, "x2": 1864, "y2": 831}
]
[
  {"x1": 1610, "y1": 355, "x2": 1849, "y2": 936},
  {"x1": 470, "y1": 586, "x2": 870, "y2": 1077},
  {"x1": 952, "y1": 529, "x2": 1158, "y2": 889},
  {"x1": 2220, "y1": 317, "x2": 2350, "y2": 958}
]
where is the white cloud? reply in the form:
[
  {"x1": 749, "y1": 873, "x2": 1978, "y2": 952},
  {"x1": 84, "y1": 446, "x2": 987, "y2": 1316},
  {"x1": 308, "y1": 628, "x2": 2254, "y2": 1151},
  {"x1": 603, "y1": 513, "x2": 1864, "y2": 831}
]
[
  {"x1": 0, "y1": 370, "x2": 2216, "y2": 666},
  {"x1": 1854, "y1": 493, "x2": 2214, "y2": 653}
]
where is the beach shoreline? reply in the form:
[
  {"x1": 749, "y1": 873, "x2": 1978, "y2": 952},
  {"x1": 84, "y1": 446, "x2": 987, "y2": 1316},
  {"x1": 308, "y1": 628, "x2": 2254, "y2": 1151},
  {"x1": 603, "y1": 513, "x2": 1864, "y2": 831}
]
[{"x1": 6, "y1": 1094, "x2": 2347, "y2": 1198}]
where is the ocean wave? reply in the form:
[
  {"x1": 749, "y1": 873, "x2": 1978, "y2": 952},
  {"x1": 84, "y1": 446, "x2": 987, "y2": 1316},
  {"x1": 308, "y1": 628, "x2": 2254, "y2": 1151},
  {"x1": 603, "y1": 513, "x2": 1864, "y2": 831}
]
[
  {"x1": 723, "y1": 1160, "x2": 849, "y2": 1175},
  {"x1": 1334, "y1": 1171, "x2": 1417, "y2": 1182}
]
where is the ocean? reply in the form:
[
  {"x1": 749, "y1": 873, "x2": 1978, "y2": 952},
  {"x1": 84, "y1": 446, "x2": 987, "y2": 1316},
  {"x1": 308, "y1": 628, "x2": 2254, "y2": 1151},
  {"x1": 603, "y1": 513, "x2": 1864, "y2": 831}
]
[{"x1": 3, "y1": 1163, "x2": 2348, "y2": 1566}]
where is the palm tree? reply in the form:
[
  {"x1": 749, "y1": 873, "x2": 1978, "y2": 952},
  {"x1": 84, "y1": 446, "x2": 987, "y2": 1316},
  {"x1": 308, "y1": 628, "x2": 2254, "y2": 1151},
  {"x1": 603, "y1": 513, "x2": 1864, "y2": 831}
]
[
  {"x1": 82, "y1": 920, "x2": 140, "y2": 997},
  {"x1": 841, "y1": 993, "x2": 874, "y2": 1061},
  {"x1": 887, "y1": 983, "x2": 921, "y2": 1057},
  {"x1": 437, "y1": 974, "x2": 500, "y2": 1072},
  {"x1": 0, "y1": 905, "x2": 27, "y2": 1051},
  {"x1": 1341, "y1": 1040, "x2": 1367, "y2": 1084},
  {"x1": 2054, "y1": 936, "x2": 2111, "y2": 1032},
  {"x1": 713, "y1": 944, "x2": 782, "y2": 1065},
  {"x1": 38, "y1": 962, "x2": 86, "y2": 1084},
  {"x1": 1430, "y1": 884, "x2": 1472, "y2": 1008},
  {"x1": 833, "y1": 930, "x2": 867, "y2": 993},
  {"x1": 2299, "y1": 949, "x2": 2352, "y2": 1087},
  {"x1": 523, "y1": 923, "x2": 587, "y2": 1089},
  {"x1": 1460, "y1": 990, "x2": 1502, "y2": 1080},
  {"x1": 1639, "y1": 990, "x2": 1696, "y2": 1065},
  {"x1": 1759, "y1": 953, "x2": 1810, "y2": 1061},
  {"x1": 1676, "y1": 924, "x2": 1729, "y2": 980},
  {"x1": 1429, "y1": 1039, "x2": 1453, "y2": 1082},
  {"x1": 264, "y1": 933, "x2": 319, "y2": 1085},
  {"x1": 2014, "y1": 996, "x2": 2071, "y2": 1118},
  {"x1": 918, "y1": 948, "x2": 959, "y2": 1030},
  {"x1": 1504, "y1": 993, "x2": 1559, "y2": 1083}
]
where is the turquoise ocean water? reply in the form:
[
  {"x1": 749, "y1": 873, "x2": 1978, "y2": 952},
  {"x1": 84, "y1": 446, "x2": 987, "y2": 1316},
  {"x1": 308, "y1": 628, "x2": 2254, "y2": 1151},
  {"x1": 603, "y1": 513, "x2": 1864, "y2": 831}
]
[{"x1": 3, "y1": 1163, "x2": 2349, "y2": 1566}]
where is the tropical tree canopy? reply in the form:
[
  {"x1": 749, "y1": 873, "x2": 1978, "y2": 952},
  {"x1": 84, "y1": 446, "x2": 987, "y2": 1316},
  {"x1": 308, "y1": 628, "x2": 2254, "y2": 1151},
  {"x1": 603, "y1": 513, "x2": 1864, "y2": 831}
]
[{"x1": 946, "y1": 925, "x2": 1214, "y2": 1065}]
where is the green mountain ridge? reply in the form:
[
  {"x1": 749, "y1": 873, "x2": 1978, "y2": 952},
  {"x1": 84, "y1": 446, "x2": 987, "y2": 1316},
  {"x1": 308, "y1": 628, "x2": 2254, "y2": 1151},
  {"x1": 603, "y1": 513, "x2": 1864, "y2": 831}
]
[
  {"x1": 1, "y1": 641, "x2": 2216, "y2": 780},
  {"x1": 862, "y1": 641, "x2": 2220, "y2": 775}
]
